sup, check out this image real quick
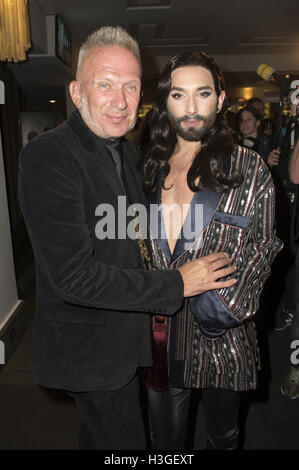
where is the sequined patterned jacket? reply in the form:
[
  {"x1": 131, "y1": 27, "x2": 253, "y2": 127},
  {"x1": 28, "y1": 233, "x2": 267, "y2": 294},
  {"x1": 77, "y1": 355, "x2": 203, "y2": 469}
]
[{"x1": 147, "y1": 145, "x2": 283, "y2": 391}]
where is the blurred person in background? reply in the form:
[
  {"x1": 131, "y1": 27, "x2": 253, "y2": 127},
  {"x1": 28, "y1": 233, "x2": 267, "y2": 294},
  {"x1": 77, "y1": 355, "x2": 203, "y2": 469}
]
[
  {"x1": 27, "y1": 130, "x2": 38, "y2": 142},
  {"x1": 270, "y1": 102, "x2": 299, "y2": 332},
  {"x1": 236, "y1": 103, "x2": 295, "y2": 339},
  {"x1": 247, "y1": 97, "x2": 265, "y2": 119},
  {"x1": 237, "y1": 105, "x2": 275, "y2": 163},
  {"x1": 281, "y1": 101, "x2": 299, "y2": 399},
  {"x1": 246, "y1": 98, "x2": 280, "y2": 166},
  {"x1": 262, "y1": 118, "x2": 275, "y2": 147}
]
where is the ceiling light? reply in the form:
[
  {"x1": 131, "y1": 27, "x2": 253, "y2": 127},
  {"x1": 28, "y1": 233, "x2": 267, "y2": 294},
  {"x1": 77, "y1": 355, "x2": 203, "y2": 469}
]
[
  {"x1": 49, "y1": 100, "x2": 56, "y2": 104},
  {"x1": 242, "y1": 87, "x2": 253, "y2": 100}
]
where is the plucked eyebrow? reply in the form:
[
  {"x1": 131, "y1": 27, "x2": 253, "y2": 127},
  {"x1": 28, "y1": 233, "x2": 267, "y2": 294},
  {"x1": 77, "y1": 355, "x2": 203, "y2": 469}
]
[{"x1": 170, "y1": 85, "x2": 213, "y2": 92}]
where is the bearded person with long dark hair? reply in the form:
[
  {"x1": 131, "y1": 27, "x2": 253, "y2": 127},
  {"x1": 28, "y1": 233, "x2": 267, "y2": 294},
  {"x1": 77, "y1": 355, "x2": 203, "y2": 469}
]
[{"x1": 140, "y1": 52, "x2": 283, "y2": 450}]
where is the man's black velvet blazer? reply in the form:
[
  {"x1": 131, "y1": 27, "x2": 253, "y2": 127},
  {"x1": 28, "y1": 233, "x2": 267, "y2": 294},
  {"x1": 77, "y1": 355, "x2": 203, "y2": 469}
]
[{"x1": 18, "y1": 110, "x2": 183, "y2": 392}]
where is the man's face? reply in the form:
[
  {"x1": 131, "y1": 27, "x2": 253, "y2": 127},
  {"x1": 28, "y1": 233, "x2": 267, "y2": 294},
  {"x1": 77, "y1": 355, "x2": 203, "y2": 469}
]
[
  {"x1": 167, "y1": 65, "x2": 225, "y2": 141},
  {"x1": 70, "y1": 45, "x2": 141, "y2": 139}
]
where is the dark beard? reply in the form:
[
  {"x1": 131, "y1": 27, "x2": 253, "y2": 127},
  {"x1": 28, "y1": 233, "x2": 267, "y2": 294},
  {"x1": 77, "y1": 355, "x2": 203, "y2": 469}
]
[{"x1": 168, "y1": 110, "x2": 217, "y2": 141}]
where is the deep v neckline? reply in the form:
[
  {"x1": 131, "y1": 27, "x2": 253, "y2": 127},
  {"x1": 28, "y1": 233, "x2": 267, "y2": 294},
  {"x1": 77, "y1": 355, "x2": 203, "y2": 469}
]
[
  {"x1": 151, "y1": 175, "x2": 223, "y2": 265},
  {"x1": 161, "y1": 185, "x2": 197, "y2": 256}
]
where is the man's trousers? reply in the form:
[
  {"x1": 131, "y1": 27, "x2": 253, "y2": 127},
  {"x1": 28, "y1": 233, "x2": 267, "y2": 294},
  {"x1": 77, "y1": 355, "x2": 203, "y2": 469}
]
[{"x1": 69, "y1": 376, "x2": 146, "y2": 450}]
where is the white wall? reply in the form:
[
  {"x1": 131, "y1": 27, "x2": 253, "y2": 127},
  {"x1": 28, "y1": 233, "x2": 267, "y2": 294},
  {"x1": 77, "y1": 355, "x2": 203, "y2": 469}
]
[{"x1": 0, "y1": 129, "x2": 19, "y2": 329}]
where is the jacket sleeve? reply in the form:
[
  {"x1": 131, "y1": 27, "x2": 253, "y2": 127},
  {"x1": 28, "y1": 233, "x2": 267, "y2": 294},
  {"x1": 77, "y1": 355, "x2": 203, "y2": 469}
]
[
  {"x1": 189, "y1": 158, "x2": 283, "y2": 336},
  {"x1": 18, "y1": 137, "x2": 183, "y2": 315}
]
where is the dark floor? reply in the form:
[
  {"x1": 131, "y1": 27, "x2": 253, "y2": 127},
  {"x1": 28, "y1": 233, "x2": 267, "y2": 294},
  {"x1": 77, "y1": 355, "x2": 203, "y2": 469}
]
[{"x1": 0, "y1": 284, "x2": 298, "y2": 450}]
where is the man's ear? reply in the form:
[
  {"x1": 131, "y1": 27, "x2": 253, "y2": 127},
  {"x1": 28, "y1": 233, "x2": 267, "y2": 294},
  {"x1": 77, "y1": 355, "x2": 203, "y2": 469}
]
[
  {"x1": 69, "y1": 80, "x2": 82, "y2": 109},
  {"x1": 217, "y1": 90, "x2": 226, "y2": 113}
]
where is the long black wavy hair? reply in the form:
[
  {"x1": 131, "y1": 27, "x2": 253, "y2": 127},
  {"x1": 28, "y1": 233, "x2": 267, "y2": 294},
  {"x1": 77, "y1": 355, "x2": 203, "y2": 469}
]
[{"x1": 140, "y1": 51, "x2": 243, "y2": 193}]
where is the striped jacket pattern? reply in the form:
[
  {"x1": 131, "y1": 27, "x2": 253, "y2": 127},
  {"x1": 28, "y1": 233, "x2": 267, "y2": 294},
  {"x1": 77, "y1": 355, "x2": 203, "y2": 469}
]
[{"x1": 148, "y1": 145, "x2": 283, "y2": 391}]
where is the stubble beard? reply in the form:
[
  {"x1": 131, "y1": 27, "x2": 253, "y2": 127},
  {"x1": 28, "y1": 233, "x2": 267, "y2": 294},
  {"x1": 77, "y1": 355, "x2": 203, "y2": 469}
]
[
  {"x1": 80, "y1": 90, "x2": 137, "y2": 139},
  {"x1": 80, "y1": 91, "x2": 102, "y2": 136}
]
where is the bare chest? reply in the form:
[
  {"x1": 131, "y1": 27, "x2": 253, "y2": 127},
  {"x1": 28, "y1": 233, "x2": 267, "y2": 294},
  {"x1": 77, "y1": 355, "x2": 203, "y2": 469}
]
[{"x1": 161, "y1": 170, "x2": 196, "y2": 254}]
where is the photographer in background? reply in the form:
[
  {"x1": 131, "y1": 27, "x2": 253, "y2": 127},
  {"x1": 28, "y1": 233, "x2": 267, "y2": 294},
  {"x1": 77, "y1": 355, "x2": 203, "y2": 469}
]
[
  {"x1": 239, "y1": 97, "x2": 297, "y2": 332},
  {"x1": 271, "y1": 100, "x2": 299, "y2": 332},
  {"x1": 281, "y1": 100, "x2": 299, "y2": 399}
]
